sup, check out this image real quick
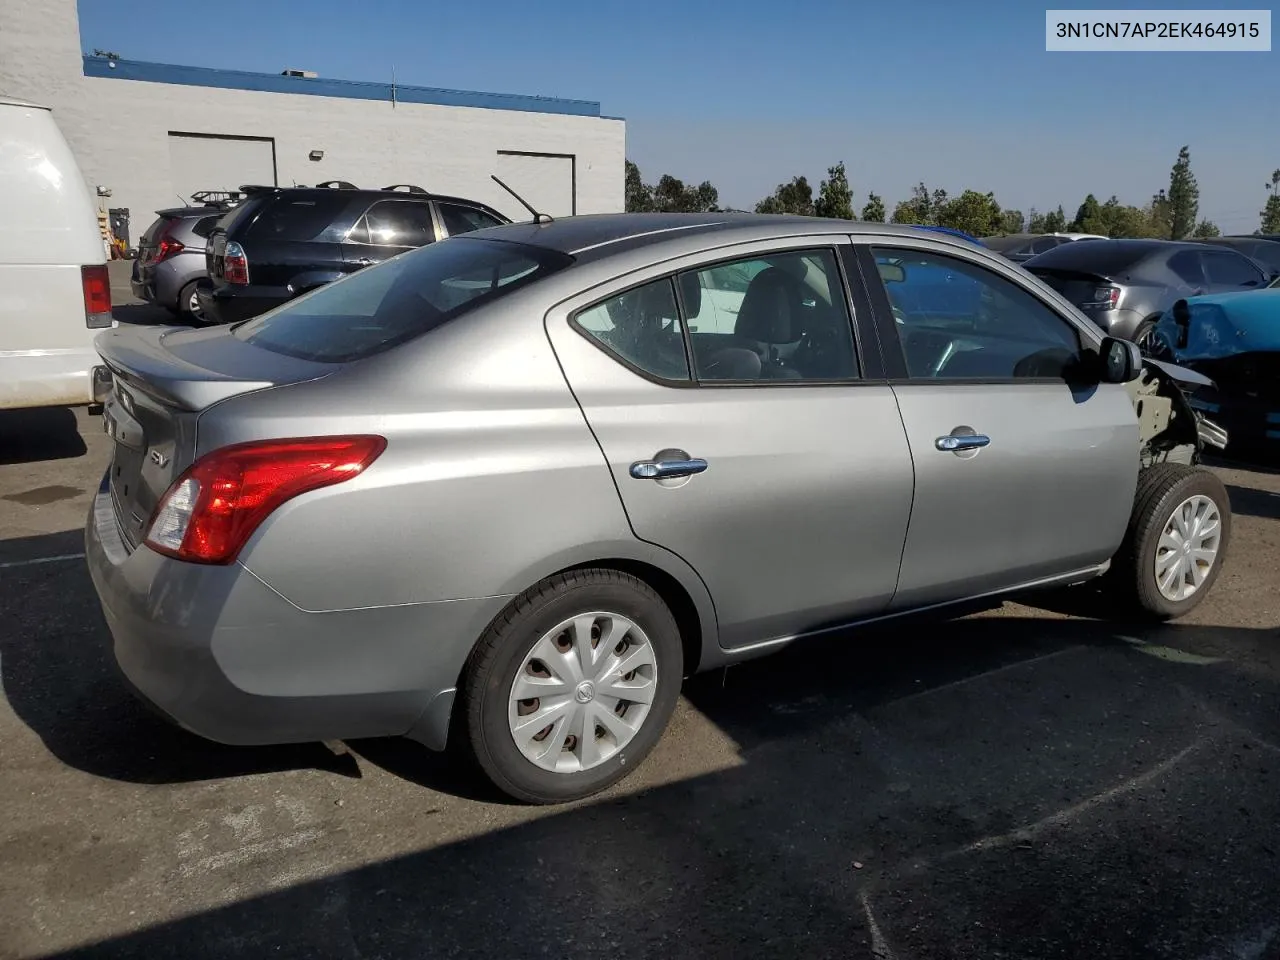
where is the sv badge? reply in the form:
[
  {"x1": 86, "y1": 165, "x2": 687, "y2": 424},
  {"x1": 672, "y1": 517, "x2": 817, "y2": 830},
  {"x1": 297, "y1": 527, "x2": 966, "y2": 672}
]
[{"x1": 149, "y1": 449, "x2": 170, "y2": 468}]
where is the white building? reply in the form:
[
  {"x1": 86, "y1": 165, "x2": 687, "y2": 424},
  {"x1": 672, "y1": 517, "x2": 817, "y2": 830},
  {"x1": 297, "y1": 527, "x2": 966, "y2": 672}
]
[{"x1": 0, "y1": 0, "x2": 625, "y2": 242}]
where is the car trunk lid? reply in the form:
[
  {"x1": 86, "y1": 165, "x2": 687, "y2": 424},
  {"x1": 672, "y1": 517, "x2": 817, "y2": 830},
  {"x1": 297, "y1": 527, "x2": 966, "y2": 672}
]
[
  {"x1": 95, "y1": 323, "x2": 336, "y2": 549},
  {"x1": 1026, "y1": 266, "x2": 1118, "y2": 307}
]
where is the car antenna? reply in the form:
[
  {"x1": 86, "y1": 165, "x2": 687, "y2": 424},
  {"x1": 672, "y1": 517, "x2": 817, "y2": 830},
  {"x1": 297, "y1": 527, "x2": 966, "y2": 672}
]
[{"x1": 491, "y1": 175, "x2": 553, "y2": 224}]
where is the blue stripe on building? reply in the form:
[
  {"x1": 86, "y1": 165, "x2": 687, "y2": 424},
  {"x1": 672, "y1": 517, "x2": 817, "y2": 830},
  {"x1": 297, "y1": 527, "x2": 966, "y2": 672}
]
[{"x1": 82, "y1": 57, "x2": 601, "y2": 118}]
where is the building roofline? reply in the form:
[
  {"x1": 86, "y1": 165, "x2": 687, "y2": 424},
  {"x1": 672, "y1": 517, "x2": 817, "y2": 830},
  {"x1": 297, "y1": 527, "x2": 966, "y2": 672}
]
[{"x1": 81, "y1": 56, "x2": 603, "y2": 118}]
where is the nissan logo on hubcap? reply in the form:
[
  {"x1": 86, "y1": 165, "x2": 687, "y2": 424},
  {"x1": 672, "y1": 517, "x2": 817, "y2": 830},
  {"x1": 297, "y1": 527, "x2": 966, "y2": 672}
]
[{"x1": 574, "y1": 680, "x2": 595, "y2": 704}]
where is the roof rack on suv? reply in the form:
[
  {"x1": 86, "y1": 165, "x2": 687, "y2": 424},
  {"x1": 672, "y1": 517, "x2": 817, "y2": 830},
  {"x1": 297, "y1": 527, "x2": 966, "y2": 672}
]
[
  {"x1": 238, "y1": 184, "x2": 280, "y2": 194},
  {"x1": 381, "y1": 184, "x2": 428, "y2": 194},
  {"x1": 189, "y1": 190, "x2": 244, "y2": 208},
  {"x1": 315, "y1": 180, "x2": 358, "y2": 190}
]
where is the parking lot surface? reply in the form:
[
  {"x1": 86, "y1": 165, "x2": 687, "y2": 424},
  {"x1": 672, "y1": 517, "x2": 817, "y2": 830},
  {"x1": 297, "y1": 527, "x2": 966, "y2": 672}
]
[{"x1": 2, "y1": 287, "x2": 1278, "y2": 959}]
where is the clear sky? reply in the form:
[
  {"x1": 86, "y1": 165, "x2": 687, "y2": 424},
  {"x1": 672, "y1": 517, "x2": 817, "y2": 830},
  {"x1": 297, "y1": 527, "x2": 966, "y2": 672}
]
[{"x1": 76, "y1": 0, "x2": 1280, "y2": 232}]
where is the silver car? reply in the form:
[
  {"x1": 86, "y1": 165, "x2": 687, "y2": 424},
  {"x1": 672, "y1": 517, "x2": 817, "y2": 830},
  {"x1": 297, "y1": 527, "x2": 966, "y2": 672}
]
[{"x1": 86, "y1": 214, "x2": 1233, "y2": 804}]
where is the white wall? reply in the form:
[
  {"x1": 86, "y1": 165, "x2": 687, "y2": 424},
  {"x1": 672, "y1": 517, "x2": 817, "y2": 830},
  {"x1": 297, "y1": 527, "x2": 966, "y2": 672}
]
[{"x1": 0, "y1": 0, "x2": 624, "y2": 234}]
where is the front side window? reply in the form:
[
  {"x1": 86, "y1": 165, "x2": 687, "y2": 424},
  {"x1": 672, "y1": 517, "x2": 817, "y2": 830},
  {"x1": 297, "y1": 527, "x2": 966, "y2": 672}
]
[
  {"x1": 1202, "y1": 249, "x2": 1264, "y2": 286},
  {"x1": 871, "y1": 247, "x2": 1082, "y2": 380},
  {"x1": 574, "y1": 279, "x2": 691, "y2": 382},
  {"x1": 233, "y1": 237, "x2": 572, "y2": 363},
  {"x1": 439, "y1": 203, "x2": 505, "y2": 236}
]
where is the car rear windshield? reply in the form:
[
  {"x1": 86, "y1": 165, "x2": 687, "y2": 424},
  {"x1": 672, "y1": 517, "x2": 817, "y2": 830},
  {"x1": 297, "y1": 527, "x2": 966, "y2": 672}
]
[
  {"x1": 232, "y1": 237, "x2": 574, "y2": 363},
  {"x1": 242, "y1": 193, "x2": 349, "y2": 242},
  {"x1": 1025, "y1": 242, "x2": 1151, "y2": 274}
]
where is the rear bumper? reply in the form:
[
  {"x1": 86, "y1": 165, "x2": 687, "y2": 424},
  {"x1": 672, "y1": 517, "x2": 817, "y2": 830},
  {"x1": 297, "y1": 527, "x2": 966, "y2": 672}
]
[
  {"x1": 0, "y1": 347, "x2": 104, "y2": 410},
  {"x1": 85, "y1": 476, "x2": 504, "y2": 750},
  {"x1": 195, "y1": 284, "x2": 285, "y2": 325}
]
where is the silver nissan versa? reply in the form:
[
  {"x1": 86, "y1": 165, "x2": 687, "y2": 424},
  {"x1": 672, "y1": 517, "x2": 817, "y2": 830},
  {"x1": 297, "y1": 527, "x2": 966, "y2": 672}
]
[{"x1": 86, "y1": 213, "x2": 1233, "y2": 804}]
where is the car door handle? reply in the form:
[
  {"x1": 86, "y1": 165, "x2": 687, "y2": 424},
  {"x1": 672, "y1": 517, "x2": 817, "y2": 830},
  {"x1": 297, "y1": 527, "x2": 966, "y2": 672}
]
[
  {"x1": 629, "y1": 458, "x2": 708, "y2": 480},
  {"x1": 936, "y1": 434, "x2": 990, "y2": 452}
]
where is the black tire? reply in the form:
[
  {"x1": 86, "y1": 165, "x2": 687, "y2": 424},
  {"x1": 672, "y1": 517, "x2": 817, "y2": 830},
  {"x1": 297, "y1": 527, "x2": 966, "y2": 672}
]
[
  {"x1": 1107, "y1": 462, "x2": 1232, "y2": 619},
  {"x1": 459, "y1": 569, "x2": 684, "y2": 804},
  {"x1": 177, "y1": 280, "x2": 205, "y2": 324}
]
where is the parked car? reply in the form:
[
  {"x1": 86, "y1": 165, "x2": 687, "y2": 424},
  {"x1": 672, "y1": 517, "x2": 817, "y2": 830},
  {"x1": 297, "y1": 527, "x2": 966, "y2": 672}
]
[
  {"x1": 985, "y1": 232, "x2": 1111, "y2": 263},
  {"x1": 87, "y1": 213, "x2": 1231, "y2": 805},
  {"x1": 912, "y1": 225, "x2": 986, "y2": 245},
  {"x1": 0, "y1": 96, "x2": 112, "y2": 410},
  {"x1": 1191, "y1": 235, "x2": 1280, "y2": 280},
  {"x1": 1022, "y1": 238, "x2": 1270, "y2": 342},
  {"x1": 131, "y1": 193, "x2": 243, "y2": 323},
  {"x1": 1144, "y1": 289, "x2": 1280, "y2": 458},
  {"x1": 198, "y1": 181, "x2": 511, "y2": 325}
]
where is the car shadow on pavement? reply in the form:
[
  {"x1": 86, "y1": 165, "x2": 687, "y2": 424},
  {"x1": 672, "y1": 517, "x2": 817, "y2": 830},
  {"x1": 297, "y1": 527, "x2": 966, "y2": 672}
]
[
  {"x1": 1225, "y1": 483, "x2": 1280, "y2": 521},
  {"x1": 39, "y1": 613, "x2": 1280, "y2": 960},
  {"x1": 111, "y1": 303, "x2": 181, "y2": 327},
  {"x1": 0, "y1": 531, "x2": 362, "y2": 785},
  {"x1": 0, "y1": 407, "x2": 87, "y2": 466}
]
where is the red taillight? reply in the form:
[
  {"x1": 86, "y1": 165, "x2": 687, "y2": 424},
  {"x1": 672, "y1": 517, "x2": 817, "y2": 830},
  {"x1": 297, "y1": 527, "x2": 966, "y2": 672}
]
[
  {"x1": 144, "y1": 436, "x2": 387, "y2": 565},
  {"x1": 223, "y1": 240, "x2": 249, "y2": 285},
  {"x1": 154, "y1": 238, "x2": 185, "y2": 262},
  {"x1": 1091, "y1": 285, "x2": 1122, "y2": 310},
  {"x1": 82, "y1": 264, "x2": 112, "y2": 329}
]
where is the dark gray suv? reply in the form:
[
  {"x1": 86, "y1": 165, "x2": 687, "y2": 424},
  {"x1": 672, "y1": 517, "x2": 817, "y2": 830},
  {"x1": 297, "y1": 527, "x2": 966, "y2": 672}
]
[{"x1": 131, "y1": 195, "x2": 242, "y2": 322}]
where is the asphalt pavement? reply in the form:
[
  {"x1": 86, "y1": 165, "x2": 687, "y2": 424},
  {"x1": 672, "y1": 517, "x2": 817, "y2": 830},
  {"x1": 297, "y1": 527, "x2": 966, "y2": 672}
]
[{"x1": 1, "y1": 277, "x2": 1278, "y2": 959}]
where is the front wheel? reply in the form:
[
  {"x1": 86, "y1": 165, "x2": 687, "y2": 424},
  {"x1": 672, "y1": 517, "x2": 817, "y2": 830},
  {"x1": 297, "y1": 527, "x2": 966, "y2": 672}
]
[
  {"x1": 459, "y1": 569, "x2": 684, "y2": 804},
  {"x1": 1107, "y1": 463, "x2": 1232, "y2": 619}
]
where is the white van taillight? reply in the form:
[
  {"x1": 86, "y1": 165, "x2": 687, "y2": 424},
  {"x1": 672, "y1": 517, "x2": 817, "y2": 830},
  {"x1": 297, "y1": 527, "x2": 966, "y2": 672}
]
[
  {"x1": 223, "y1": 241, "x2": 250, "y2": 285},
  {"x1": 144, "y1": 435, "x2": 387, "y2": 564},
  {"x1": 82, "y1": 264, "x2": 112, "y2": 328}
]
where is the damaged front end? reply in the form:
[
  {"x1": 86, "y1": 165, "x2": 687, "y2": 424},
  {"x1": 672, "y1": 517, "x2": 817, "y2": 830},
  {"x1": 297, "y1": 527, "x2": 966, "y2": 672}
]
[{"x1": 1126, "y1": 357, "x2": 1229, "y2": 467}]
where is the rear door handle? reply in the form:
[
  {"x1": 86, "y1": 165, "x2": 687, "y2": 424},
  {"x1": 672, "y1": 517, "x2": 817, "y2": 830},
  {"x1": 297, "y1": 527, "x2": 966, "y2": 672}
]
[
  {"x1": 936, "y1": 434, "x2": 990, "y2": 452},
  {"x1": 630, "y1": 458, "x2": 708, "y2": 480}
]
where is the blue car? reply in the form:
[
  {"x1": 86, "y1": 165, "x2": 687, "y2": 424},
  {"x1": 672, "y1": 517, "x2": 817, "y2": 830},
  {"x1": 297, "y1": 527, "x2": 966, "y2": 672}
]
[
  {"x1": 910, "y1": 225, "x2": 986, "y2": 246},
  {"x1": 1147, "y1": 289, "x2": 1280, "y2": 456}
]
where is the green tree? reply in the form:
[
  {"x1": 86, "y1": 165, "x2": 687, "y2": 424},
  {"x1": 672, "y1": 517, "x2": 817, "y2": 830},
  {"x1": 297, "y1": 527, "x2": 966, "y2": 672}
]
[
  {"x1": 1097, "y1": 196, "x2": 1149, "y2": 238},
  {"x1": 998, "y1": 209, "x2": 1024, "y2": 234},
  {"x1": 1070, "y1": 193, "x2": 1106, "y2": 234},
  {"x1": 625, "y1": 161, "x2": 719, "y2": 213},
  {"x1": 1042, "y1": 205, "x2": 1067, "y2": 233},
  {"x1": 890, "y1": 182, "x2": 945, "y2": 225},
  {"x1": 756, "y1": 176, "x2": 815, "y2": 215},
  {"x1": 1147, "y1": 189, "x2": 1172, "y2": 239},
  {"x1": 861, "y1": 192, "x2": 886, "y2": 222},
  {"x1": 1260, "y1": 169, "x2": 1280, "y2": 233},
  {"x1": 1166, "y1": 146, "x2": 1200, "y2": 240},
  {"x1": 1192, "y1": 219, "x2": 1221, "y2": 238},
  {"x1": 1027, "y1": 208, "x2": 1047, "y2": 232},
  {"x1": 814, "y1": 162, "x2": 855, "y2": 220},
  {"x1": 625, "y1": 160, "x2": 653, "y2": 212},
  {"x1": 935, "y1": 189, "x2": 1004, "y2": 237}
]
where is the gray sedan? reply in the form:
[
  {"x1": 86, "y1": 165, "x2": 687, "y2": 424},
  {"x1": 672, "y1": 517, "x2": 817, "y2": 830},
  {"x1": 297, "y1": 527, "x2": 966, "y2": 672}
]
[{"x1": 86, "y1": 214, "x2": 1233, "y2": 804}]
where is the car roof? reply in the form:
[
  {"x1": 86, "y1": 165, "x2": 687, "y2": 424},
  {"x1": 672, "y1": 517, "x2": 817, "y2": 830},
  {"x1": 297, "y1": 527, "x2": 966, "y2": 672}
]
[
  {"x1": 241, "y1": 185, "x2": 503, "y2": 209},
  {"x1": 474, "y1": 212, "x2": 985, "y2": 264}
]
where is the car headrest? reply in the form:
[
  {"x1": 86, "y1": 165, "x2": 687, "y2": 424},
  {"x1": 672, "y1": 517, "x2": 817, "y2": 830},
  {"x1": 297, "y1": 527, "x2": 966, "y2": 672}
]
[
  {"x1": 677, "y1": 271, "x2": 701, "y2": 318},
  {"x1": 735, "y1": 267, "x2": 803, "y2": 344}
]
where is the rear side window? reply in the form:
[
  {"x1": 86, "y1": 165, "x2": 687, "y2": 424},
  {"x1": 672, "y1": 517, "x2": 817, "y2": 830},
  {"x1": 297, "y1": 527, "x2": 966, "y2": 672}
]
[
  {"x1": 233, "y1": 237, "x2": 573, "y2": 363},
  {"x1": 191, "y1": 216, "x2": 218, "y2": 239},
  {"x1": 1168, "y1": 251, "x2": 1205, "y2": 285},
  {"x1": 243, "y1": 194, "x2": 349, "y2": 242},
  {"x1": 438, "y1": 203, "x2": 505, "y2": 236},
  {"x1": 352, "y1": 200, "x2": 436, "y2": 247}
]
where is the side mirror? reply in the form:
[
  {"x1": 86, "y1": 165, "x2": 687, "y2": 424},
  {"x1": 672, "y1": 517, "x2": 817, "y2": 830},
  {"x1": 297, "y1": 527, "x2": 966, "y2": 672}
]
[{"x1": 1099, "y1": 336, "x2": 1142, "y2": 383}]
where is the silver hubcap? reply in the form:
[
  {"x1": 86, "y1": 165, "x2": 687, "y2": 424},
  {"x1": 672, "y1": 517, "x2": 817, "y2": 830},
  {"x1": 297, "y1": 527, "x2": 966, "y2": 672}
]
[
  {"x1": 188, "y1": 290, "x2": 202, "y2": 317},
  {"x1": 507, "y1": 612, "x2": 658, "y2": 774},
  {"x1": 1154, "y1": 494, "x2": 1222, "y2": 602}
]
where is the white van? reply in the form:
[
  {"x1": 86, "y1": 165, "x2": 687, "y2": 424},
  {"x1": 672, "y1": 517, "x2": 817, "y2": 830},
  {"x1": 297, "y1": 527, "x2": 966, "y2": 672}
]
[{"x1": 0, "y1": 97, "x2": 113, "y2": 410}]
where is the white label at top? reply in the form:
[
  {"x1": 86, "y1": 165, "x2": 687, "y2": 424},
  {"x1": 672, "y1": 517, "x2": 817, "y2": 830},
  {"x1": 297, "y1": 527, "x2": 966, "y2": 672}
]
[{"x1": 1046, "y1": 9, "x2": 1271, "y2": 51}]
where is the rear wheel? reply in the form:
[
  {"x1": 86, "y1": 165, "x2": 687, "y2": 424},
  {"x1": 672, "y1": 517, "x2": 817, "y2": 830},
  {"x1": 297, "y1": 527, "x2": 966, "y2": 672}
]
[
  {"x1": 1107, "y1": 463, "x2": 1232, "y2": 619},
  {"x1": 177, "y1": 280, "x2": 205, "y2": 324},
  {"x1": 459, "y1": 569, "x2": 683, "y2": 804}
]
